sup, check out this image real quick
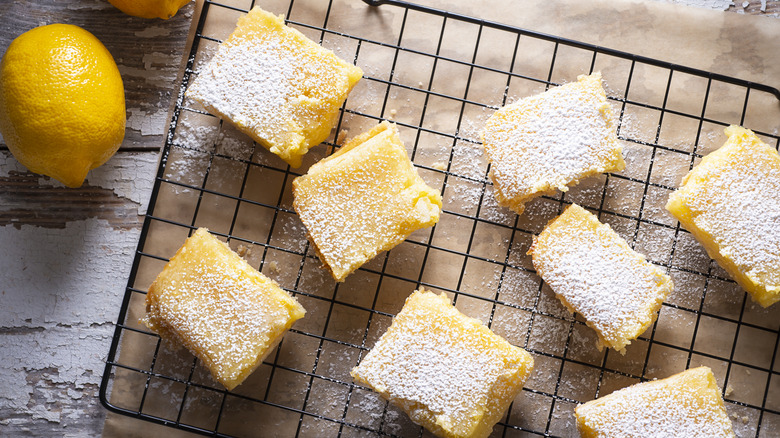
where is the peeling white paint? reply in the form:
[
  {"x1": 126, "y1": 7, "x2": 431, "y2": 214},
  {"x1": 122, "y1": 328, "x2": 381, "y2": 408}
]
[
  {"x1": 85, "y1": 152, "x2": 159, "y2": 214},
  {"x1": 0, "y1": 149, "x2": 28, "y2": 175},
  {"x1": 661, "y1": 0, "x2": 735, "y2": 9},
  {"x1": 127, "y1": 108, "x2": 169, "y2": 137},
  {"x1": 0, "y1": 219, "x2": 142, "y2": 429},
  {"x1": 117, "y1": 64, "x2": 177, "y2": 88},
  {"x1": 1, "y1": 150, "x2": 159, "y2": 215},
  {"x1": 143, "y1": 52, "x2": 177, "y2": 71},
  {"x1": 66, "y1": 2, "x2": 113, "y2": 11},
  {"x1": 0, "y1": 219, "x2": 140, "y2": 327}
]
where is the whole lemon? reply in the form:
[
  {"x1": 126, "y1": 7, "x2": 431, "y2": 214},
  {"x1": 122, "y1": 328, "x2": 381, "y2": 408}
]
[
  {"x1": 0, "y1": 24, "x2": 126, "y2": 188},
  {"x1": 107, "y1": 0, "x2": 192, "y2": 19}
]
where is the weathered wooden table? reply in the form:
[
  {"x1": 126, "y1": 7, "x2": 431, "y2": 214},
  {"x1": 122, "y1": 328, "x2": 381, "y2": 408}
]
[{"x1": 1, "y1": 0, "x2": 777, "y2": 437}]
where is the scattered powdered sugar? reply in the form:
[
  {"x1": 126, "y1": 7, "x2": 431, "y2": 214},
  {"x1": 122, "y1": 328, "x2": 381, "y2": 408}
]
[
  {"x1": 191, "y1": 44, "x2": 217, "y2": 75},
  {"x1": 491, "y1": 304, "x2": 532, "y2": 346},
  {"x1": 446, "y1": 179, "x2": 483, "y2": 216},
  {"x1": 576, "y1": 367, "x2": 735, "y2": 437},
  {"x1": 345, "y1": 390, "x2": 386, "y2": 430},
  {"x1": 164, "y1": 147, "x2": 210, "y2": 194},
  {"x1": 450, "y1": 140, "x2": 488, "y2": 180},
  {"x1": 458, "y1": 110, "x2": 492, "y2": 144},
  {"x1": 531, "y1": 205, "x2": 672, "y2": 352},
  {"x1": 498, "y1": 268, "x2": 541, "y2": 308},
  {"x1": 215, "y1": 123, "x2": 255, "y2": 161},
  {"x1": 480, "y1": 186, "x2": 516, "y2": 225},
  {"x1": 443, "y1": 140, "x2": 492, "y2": 217},
  {"x1": 482, "y1": 74, "x2": 624, "y2": 214},
  {"x1": 172, "y1": 118, "x2": 219, "y2": 153},
  {"x1": 616, "y1": 110, "x2": 640, "y2": 141},
  {"x1": 351, "y1": 291, "x2": 532, "y2": 434}
]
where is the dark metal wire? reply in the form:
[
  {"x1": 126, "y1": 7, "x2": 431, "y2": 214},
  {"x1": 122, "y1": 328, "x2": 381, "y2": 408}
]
[{"x1": 99, "y1": 1, "x2": 780, "y2": 437}]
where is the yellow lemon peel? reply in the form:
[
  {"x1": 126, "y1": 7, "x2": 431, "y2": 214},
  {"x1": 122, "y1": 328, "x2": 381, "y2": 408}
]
[
  {"x1": 107, "y1": 0, "x2": 192, "y2": 20},
  {"x1": 0, "y1": 24, "x2": 126, "y2": 188}
]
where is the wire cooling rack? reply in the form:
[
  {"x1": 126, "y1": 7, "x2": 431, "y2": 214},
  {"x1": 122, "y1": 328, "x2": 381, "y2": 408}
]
[{"x1": 100, "y1": 0, "x2": 780, "y2": 436}]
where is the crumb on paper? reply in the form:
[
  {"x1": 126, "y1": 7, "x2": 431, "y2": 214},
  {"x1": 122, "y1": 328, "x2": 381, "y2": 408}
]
[
  {"x1": 725, "y1": 385, "x2": 734, "y2": 397},
  {"x1": 418, "y1": 81, "x2": 424, "y2": 88},
  {"x1": 742, "y1": 416, "x2": 750, "y2": 424},
  {"x1": 266, "y1": 260, "x2": 280, "y2": 273},
  {"x1": 236, "y1": 244, "x2": 252, "y2": 258},
  {"x1": 432, "y1": 161, "x2": 448, "y2": 171},
  {"x1": 337, "y1": 129, "x2": 348, "y2": 146},
  {"x1": 389, "y1": 109, "x2": 397, "y2": 118}
]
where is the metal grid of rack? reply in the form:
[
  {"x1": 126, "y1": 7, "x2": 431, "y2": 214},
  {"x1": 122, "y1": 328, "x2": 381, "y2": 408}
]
[{"x1": 100, "y1": 0, "x2": 780, "y2": 436}]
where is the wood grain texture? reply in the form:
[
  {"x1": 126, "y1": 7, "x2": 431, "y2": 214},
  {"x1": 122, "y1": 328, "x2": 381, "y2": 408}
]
[
  {"x1": 727, "y1": 0, "x2": 780, "y2": 14},
  {"x1": 1, "y1": 219, "x2": 145, "y2": 438},
  {"x1": 0, "y1": 3, "x2": 191, "y2": 436},
  {"x1": 1, "y1": 150, "x2": 158, "y2": 230},
  {"x1": 0, "y1": 0, "x2": 194, "y2": 231},
  {"x1": 0, "y1": 0, "x2": 194, "y2": 151}
]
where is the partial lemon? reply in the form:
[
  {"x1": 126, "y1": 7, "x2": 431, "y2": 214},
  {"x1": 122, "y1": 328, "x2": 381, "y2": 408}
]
[
  {"x1": 0, "y1": 24, "x2": 126, "y2": 188},
  {"x1": 107, "y1": 0, "x2": 192, "y2": 20}
]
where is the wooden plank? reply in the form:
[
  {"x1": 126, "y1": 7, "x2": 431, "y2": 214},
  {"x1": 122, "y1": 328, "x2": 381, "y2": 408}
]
[
  {"x1": 730, "y1": 0, "x2": 780, "y2": 14},
  {"x1": 0, "y1": 151, "x2": 159, "y2": 230},
  {"x1": 0, "y1": 0, "x2": 194, "y2": 230},
  {"x1": 1, "y1": 217, "x2": 148, "y2": 437}
]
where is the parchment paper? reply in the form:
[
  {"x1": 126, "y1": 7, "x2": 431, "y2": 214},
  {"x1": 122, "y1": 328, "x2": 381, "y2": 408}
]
[{"x1": 103, "y1": 0, "x2": 780, "y2": 437}]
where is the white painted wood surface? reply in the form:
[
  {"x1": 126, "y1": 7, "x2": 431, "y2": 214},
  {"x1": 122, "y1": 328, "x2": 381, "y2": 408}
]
[
  {"x1": 0, "y1": 1, "x2": 192, "y2": 435},
  {"x1": 0, "y1": 1, "x2": 777, "y2": 437}
]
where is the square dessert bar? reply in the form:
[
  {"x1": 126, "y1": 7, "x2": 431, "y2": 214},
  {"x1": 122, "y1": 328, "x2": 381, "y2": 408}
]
[
  {"x1": 666, "y1": 126, "x2": 780, "y2": 307},
  {"x1": 481, "y1": 73, "x2": 624, "y2": 214},
  {"x1": 186, "y1": 6, "x2": 363, "y2": 167},
  {"x1": 292, "y1": 121, "x2": 442, "y2": 282},
  {"x1": 143, "y1": 228, "x2": 305, "y2": 390},
  {"x1": 575, "y1": 367, "x2": 735, "y2": 437},
  {"x1": 529, "y1": 204, "x2": 673, "y2": 354},
  {"x1": 351, "y1": 290, "x2": 534, "y2": 438}
]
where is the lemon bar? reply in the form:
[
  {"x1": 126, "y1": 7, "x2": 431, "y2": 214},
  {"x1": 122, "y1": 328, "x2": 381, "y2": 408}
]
[
  {"x1": 143, "y1": 228, "x2": 306, "y2": 390},
  {"x1": 481, "y1": 73, "x2": 625, "y2": 214},
  {"x1": 186, "y1": 6, "x2": 363, "y2": 167},
  {"x1": 576, "y1": 367, "x2": 735, "y2": 437},
  {"x1": 666, "y1": 126, "x2": 780, "y2": 308},
  {"x1": 529, "y1": 204, "x2": 673, "y2": 353},
  {"x1": 292, "y1": 121, "x2": 442, "y2": 282},
  {"x1": 351, "y1": 290, "x2": 534, "y2": 438}
]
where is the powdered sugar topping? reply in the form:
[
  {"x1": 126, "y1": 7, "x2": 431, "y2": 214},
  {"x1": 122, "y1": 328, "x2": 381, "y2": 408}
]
[
  {"x1": 532, "y1": 205, "x2": 672, "y2": 351},
  {"x1": 293, "y1": 123, "x2": 441, "y2": 281},
  {"x1": 577, "y1": 367, "x2": 735, "y2": 437},
  {"x1": 188, "y1": 37, "x2": 298, "y2": 147},
  {"x1": 145, "y1": 230, "x2": 304, "y2": 387},
  {"x1": 674, "y1": 128, "x2": 780, "y2": 289},
  {"x1": 185, "y1": 7, "x2": 362, "y2": 166},
  {"x1": 482, "y1": 74, "x2": 623, "y2": 212},
  {"x1": 352, "y1": 291, "x2": 532, "y2": 432}
]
